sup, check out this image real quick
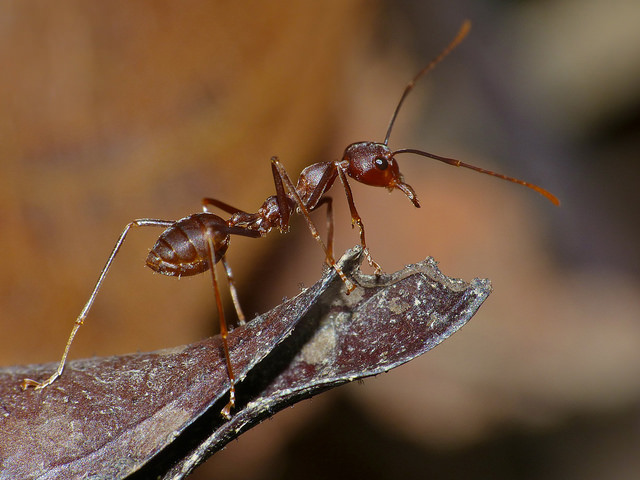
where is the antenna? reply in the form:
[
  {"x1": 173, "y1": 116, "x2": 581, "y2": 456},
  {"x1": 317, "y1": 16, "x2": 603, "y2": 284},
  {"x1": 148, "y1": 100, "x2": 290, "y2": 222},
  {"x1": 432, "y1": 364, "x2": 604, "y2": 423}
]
[
  {"x1": 393, "y1": 148, "x2": 560, "y2": 205},
  {"x1": 384, "y1": 20, "x2": 471, "y2": 146}
]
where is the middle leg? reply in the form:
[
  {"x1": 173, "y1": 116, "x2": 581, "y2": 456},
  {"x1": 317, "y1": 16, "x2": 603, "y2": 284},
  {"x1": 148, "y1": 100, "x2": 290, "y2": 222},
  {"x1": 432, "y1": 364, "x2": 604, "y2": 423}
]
[{"x1": 270, "y1": 157, "x2": 355, "y2": 292}]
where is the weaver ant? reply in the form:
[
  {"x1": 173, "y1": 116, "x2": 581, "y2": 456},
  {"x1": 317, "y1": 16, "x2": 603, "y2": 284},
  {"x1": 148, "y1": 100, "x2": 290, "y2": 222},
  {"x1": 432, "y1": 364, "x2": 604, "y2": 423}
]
[{"x1": 21, "y1": 20, "x2": 558, "y2": 419}]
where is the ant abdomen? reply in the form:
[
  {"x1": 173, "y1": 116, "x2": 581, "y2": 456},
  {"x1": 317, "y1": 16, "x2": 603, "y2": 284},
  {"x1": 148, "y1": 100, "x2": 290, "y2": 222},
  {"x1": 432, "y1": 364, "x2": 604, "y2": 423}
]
[{"x1": 146, "y1": 213, "x2": 230, "y2": 277}]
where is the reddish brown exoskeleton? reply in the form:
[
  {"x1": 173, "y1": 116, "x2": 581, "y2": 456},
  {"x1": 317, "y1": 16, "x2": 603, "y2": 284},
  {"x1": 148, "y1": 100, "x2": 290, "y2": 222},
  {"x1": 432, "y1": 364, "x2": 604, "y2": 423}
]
[{"x1": 21, "y1": 20, "x2": 558, "y2": 419}]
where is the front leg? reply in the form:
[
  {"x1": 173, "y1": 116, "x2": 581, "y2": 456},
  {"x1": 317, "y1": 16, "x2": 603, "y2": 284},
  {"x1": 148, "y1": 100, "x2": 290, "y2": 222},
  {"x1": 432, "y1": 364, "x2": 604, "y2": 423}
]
[{"x1": 336, "y1": 168, "x2": 382, "y2": 274}]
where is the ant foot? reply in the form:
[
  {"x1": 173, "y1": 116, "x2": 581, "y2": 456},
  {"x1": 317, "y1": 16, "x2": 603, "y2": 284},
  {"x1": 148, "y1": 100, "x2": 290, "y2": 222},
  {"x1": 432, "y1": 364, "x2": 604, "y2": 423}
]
[
  {"x1": 21, "y1": 371, "x2": 60, "y2": 391},
  {"x1": 220, "y1": 389, "x2": 235, "y2": 420},
  {"x1": 220, "y1": 404, "x2": 232, "y2": 420},
  {"x1": 332, "y1": 264, "x2": 356, "y2": 293},
  {"x1": 21, "y1": 378, "x2": 43, "y2": 390},
  {"x1": 363, "y1": 249, "x2": 383, "y2": 275}
]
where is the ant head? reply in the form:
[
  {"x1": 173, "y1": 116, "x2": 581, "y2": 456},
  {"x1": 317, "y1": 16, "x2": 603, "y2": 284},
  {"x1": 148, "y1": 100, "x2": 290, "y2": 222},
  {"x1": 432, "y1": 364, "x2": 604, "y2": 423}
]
[
  {"x1": 335, "y1": 22, "x2": 475, "y2": 210},
  {"x1": 338, "y1": 22, "x2": 558, "y2": 209},
  {"x1": 342, "y1": 141, "x2": 420, "y2": 207},
  {"x1": 338, "y1": 23, "x2": 474, "y2": 211}
]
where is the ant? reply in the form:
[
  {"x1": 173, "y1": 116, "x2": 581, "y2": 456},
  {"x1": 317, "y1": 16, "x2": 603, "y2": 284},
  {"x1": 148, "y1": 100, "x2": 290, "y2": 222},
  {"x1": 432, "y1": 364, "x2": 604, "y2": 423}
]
[{"x1": 21, "y1": 20, "x2": 558, "y2": 419}]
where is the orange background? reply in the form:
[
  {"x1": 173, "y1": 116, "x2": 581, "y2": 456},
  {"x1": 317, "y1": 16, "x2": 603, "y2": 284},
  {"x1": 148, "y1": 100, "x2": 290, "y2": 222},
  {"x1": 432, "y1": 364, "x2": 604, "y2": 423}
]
[{"x1": 2, "y1": 1, "x2": 639, "y2": 478}]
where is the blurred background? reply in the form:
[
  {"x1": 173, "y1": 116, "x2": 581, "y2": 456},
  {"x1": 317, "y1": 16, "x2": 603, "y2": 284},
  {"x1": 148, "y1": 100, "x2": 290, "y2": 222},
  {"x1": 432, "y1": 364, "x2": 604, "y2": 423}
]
[{"x1": 2, "y1": 0, "x2": 639, "y2": 478}]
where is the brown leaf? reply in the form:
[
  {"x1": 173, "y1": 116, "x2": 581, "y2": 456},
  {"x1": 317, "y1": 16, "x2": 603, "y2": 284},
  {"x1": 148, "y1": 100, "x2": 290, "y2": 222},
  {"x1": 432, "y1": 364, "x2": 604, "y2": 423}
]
[{"x1": 0, "y1": 247, "x2": 491, "y2": 479}]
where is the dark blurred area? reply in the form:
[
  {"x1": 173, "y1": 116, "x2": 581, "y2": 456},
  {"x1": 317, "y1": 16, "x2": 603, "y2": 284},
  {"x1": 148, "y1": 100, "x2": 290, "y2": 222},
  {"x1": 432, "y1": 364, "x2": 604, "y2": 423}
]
[{"x1": 1, "y1": 0, "x2": 639, "y2": 479}]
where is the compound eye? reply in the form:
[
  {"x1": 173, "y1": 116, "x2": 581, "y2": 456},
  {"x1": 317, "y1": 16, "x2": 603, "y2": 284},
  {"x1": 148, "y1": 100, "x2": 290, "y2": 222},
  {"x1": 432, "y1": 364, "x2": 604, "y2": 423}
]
[{"x1": 374, "y1": 157, "x2": 388, "y2": 170}]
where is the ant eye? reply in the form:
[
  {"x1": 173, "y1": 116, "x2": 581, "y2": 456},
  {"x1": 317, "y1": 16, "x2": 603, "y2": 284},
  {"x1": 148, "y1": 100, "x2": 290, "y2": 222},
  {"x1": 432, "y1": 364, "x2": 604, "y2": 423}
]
[{"x1": 374, "y1": 157, "x2": 388, "y2": 170}]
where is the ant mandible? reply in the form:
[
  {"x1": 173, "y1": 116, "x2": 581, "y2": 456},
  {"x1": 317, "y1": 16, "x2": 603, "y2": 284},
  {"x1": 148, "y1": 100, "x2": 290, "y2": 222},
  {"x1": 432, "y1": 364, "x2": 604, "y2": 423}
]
[{"x1": 21, "y1": 20, "x2": 558, "y2": 419}]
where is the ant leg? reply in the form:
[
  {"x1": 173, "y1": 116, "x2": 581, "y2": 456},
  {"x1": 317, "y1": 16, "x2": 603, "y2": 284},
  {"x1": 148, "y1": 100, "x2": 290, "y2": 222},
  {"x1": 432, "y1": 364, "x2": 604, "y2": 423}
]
[
  {"x1": 336, "y1": 169, "x2": 382, "y2": 274},
  {"x1": 202, "y1": 197, "x2": 248, "y2": 215},
  {"x1": 202, "y1": 196, "x2": 247, "y2": 324},
  {"x1": 21, "y1": 218, "x2": 174, "y2": 391},
  {"x1": 202, "y1": 200, "x2": 250, "y2": 326},
  {"x1": 205, "y1": 229, "x2": 236, "y2": 419},
  {"x1": 315, "y1": 197, "x2": 334, "y2": 261},
  {"x1": 221, "y1": 256, "x2": 246, "y2": 325},
  {"x1": 271, "y1": 157, "x2": 355, "y2": 292}
]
